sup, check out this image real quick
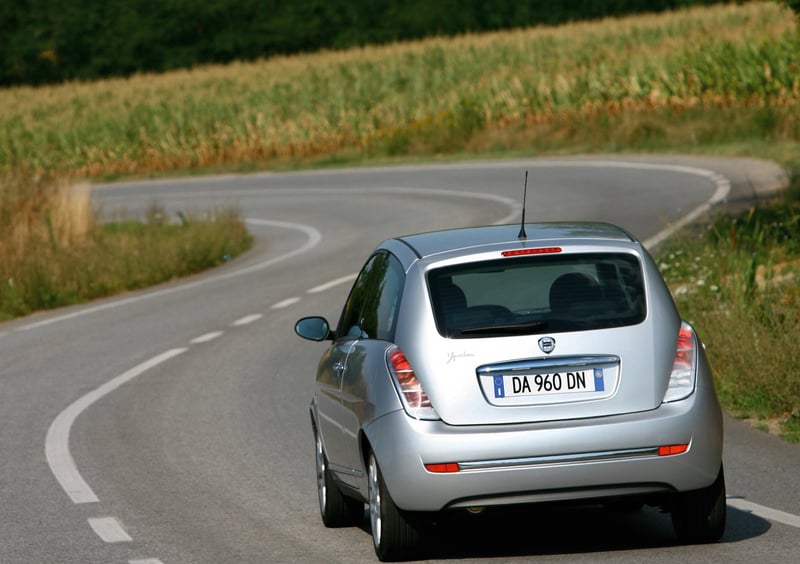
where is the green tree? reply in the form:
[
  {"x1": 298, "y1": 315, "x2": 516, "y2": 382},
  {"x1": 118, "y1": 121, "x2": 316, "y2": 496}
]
[{"x1": 0, "y1": 0, "x2": 730, "y2": 87}]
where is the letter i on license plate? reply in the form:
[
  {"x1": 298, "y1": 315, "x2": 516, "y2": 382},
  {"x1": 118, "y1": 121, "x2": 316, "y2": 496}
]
[{"x1": 494, "y1": 368, "x2": 604, "y2": 398}]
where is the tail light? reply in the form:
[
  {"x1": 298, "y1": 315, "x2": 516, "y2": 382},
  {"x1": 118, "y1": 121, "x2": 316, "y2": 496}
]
[
  {"x1": 663, "y1": 321, "x2": 698, "y2": 403},
  {"x1": 387, "y1": 347, "x2": 439, "y2": 420},
  {"x1": 501, "y1": 247, "x2": 562, "y2": 257},
  {"x1": 658, "y1": 444, "x2": 689, "y2": 456}
]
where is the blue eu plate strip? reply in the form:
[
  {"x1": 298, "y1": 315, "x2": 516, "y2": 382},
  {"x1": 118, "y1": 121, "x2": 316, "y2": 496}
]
[
  {"x1": 494, "y1": 375, "x2": 505, "y2": 398},
  {"x1": 594, "y1": 368, "x2": 605, "y2": 391}
]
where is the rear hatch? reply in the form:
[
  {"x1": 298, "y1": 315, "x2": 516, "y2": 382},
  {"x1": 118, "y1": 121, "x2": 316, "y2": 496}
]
[{"x1": 409, "y1": 248, "x2": 679, "y2": 426}]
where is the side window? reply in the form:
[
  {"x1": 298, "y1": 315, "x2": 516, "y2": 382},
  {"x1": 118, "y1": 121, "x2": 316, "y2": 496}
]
[
  {"x1": 371, "y1": 253, "x2": 405, "y2": 341},
  {"x1": 337, "y1": 256, "x2": 379, "y2": 339},
  {"x1": 336, "y1": 252, "x2": 405, "y2": 341}
]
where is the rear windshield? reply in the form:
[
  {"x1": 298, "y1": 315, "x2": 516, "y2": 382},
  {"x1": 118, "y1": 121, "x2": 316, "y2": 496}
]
[{"x1": 428, "y1": 253, "x2": 645, "y2": 338}]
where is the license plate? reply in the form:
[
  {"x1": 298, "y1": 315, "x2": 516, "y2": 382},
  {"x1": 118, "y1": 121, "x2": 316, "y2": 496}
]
[{"x1": 493, "y1": 368, "x2": 605, "y2": 398}]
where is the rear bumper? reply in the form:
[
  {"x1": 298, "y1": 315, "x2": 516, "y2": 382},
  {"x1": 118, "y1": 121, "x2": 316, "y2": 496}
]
[{"x1": 364, "y1": 380, "x2": 722, "y2": 512}]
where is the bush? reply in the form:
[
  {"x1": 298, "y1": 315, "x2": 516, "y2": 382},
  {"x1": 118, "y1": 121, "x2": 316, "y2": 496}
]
[{"x1": 0, "y1": 0, "x2": 722, "y2": 86}]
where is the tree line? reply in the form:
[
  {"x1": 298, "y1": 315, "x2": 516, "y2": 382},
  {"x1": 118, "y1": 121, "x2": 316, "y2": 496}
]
[{"x1": 0, "y1": 0, "x2": 749, "y2": 87}]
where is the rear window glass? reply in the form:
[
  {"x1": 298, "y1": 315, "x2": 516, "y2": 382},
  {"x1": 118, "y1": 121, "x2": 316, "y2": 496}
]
[{"x1": 428, "y1": 253, "x2": 645, "y2": 338}]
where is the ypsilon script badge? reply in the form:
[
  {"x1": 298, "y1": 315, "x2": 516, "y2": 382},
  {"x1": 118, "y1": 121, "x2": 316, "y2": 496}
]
[{"x1": 538, "y1": 336, "x2": 556, "y2": 354}]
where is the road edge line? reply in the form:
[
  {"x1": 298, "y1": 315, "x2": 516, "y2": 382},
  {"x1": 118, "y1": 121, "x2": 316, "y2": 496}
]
[{"x1": 45, "y1": 348, "x2": 187, "y2": 504}]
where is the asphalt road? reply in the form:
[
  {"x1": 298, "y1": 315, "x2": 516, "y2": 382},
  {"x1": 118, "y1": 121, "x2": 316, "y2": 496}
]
[{"x1": 1, "y1": 156, "x2": 797, "y2": 563}]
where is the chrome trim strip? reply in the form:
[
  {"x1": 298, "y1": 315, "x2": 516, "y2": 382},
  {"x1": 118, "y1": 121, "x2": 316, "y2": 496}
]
[
  {"x1": 476, "y1": 355, "x2": 619, "y2": 375},
  {"x1": 458, "y1": 446, "x2": 658, "y2": 471},
  {"x1": 447, "y1": 483, "x2": 674, "y2": 509},
  {"x1": 329, "y1": 462, "x2": 363, "y2": 478}
]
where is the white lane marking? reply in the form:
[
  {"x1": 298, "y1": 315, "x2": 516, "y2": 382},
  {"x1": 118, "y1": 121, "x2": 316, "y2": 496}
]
[
  {"x1": 17, "y1": 220, "x2": 322, "y2": 332},
  {"x1": 191, "y1": 331, "x2": 224, "y2": 344},
  {"x1": 271, "y1": 297, "x2": 302, "y2": 309},
  {"x1": 643, "y1": 168, "x2": 730, "y2": 249},
  {"x1": 45, "y1": 348, "x2": 188, "y2": 504},
  {"x1": 88, "y1": 517, "x2": 132, "y2": 543},
  {"x1": 307, "y1": 273, "x2": 358, "y2": 294},
  {"x1": 727, "y1": 497, "x2": 800, "y2": 528},
  {"x1": 130, "y1": 560, "x2": 165, "y2": 564},
  {"x1": 232, "y1": 313, "x2": 263, "y2": 326}
]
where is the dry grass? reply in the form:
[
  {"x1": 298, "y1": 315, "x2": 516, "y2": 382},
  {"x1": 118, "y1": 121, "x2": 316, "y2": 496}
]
[{"x1": 0, "y1": 169, "x2": 89, "y2": 253}]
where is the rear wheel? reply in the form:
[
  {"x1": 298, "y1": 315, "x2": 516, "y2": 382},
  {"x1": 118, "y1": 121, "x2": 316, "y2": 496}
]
[
  {"x1": 314, "y1": 430, "x2": 363, "y2": 527},
  {"x1": 368, "y1": 451, "x2": 420, "y2": 561},
  {"x1": 671, "y1": 465, "x2": 727, "y2": 543}
]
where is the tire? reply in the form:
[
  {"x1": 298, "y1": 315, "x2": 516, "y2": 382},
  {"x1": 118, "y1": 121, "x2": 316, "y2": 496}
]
[
  {"x1": 368, "y1": 451, "x2": 420, "y2": 561},
  {"x1": 671, "y1": 465, "x2": 727, "y2": 544},
  {"x1": 315, "y1": 430, "x2": 363, "y2": 527}
]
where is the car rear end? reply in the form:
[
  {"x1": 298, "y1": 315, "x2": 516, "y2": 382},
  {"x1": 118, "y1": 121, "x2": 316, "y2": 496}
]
[{"x1": 367, "y1": 224, "x2": 723, "y2": 513}]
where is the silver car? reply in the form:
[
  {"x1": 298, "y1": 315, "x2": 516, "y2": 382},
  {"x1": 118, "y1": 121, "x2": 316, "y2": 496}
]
[{"x1": 295, "y1": 222, "x2": 725, "y2": 561}]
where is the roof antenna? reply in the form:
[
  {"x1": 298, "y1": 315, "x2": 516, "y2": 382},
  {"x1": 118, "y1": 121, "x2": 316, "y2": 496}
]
[{"x1": 518, "y1": 170, "x2": 528, "y2": 240}]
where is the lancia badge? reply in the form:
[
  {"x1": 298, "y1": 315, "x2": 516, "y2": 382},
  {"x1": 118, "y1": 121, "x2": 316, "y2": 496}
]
[{"x1": 538, "y1": 336, "x2": 556, "y2": 354}]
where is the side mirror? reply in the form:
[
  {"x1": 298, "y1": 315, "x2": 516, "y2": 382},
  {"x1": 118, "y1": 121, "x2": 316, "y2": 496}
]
[{"x1": 295, "y1": 316, "x2": 334, "y2": 341}]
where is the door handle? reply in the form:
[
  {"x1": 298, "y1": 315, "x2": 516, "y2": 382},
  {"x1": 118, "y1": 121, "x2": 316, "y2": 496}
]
[{"x1": 333, "y1": 362, "x2": 345, "y2": 378}]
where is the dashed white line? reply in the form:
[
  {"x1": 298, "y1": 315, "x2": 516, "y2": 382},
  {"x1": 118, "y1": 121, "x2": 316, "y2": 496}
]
[
  {"x1": 191, "y1": 331, "x2": 224, "y2": 344},
  {"x1": 232, "y1": 313, "x2": 263, "y2": 326},
  {"x1": 88, "y1": 517, "x2": 132, "y2": 543},
  {"x1": 45, "y1": 348, "x2": 188, "y2": 504},
  {"x1": 130, "y1": 559, "x2": 165, "y2": 564},
  {"x1": 307, "y1": 273, "x2": 358, "y2": 294},
  {"x1": 271, "y1": 297, "x2": 302, "y2": 309},
  {"x1": 727, "y1": 497, "x2": 800, "y2": 529}
]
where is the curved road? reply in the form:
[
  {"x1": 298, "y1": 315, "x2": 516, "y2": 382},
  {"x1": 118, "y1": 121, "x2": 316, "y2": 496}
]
[{"x1": 0, "y1": 156, "x2": 797, "y2": 563}]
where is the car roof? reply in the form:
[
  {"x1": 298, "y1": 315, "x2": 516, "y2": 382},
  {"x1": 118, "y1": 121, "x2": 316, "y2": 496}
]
[{"x1": 388, "y1": 222, "x2": 637, "y2": 260}]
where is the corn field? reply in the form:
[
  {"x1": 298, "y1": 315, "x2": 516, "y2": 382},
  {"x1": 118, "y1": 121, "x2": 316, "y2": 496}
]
[{"x1": 1, "y1": 2, "x2": 797, "y2": 178}]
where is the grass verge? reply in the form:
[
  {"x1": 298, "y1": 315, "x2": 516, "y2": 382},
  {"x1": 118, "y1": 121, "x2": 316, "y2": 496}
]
[
  {"x1": 0, "y1": 169, "x2": 252, "y2": 320},
  {"x1": 658, "y1": 173, "x2": 800, "y2": 442}
]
